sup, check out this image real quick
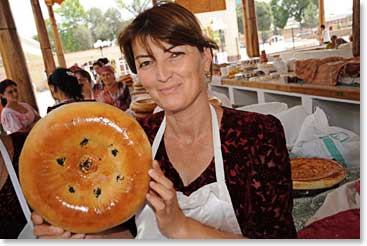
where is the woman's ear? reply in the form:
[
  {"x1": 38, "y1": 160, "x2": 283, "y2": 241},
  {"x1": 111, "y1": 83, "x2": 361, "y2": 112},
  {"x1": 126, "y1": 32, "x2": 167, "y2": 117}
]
[{"x1": 202, "y1": 47, "x2": 213, "y2": 73}]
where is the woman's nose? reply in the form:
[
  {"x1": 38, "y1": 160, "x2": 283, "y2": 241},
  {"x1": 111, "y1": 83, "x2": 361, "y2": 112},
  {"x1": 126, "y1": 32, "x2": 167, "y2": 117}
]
[{"x1": 156, "y1": 62, "x2": 172, "y2": 82}]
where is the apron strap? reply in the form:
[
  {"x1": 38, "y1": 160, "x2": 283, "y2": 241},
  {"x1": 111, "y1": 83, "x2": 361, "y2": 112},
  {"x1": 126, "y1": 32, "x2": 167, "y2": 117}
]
[
  {"x1": 209, "y1": 105, "x2": 225, "y2": 183},
  {"x1": 152, "y1": 115, "x2": 166, "y2": 159}
]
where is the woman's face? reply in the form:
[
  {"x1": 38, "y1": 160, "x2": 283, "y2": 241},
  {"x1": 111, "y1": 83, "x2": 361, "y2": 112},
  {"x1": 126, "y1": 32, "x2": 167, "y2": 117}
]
[
  {"x1": 93, "y1": 65, "x2": 102, "y2": 75},
  {"x1": 132, "y1": 39, "x2": 211, "y2": 112},
  {"x1": 1, "y1": 85, "x2": 18, "y2": 103},
  {"x1": 100, "y1": 71, "x2": 116, "y2": 86},
  {"x1": 75, "y1": 73, "x2": 93, "y2": 99}
]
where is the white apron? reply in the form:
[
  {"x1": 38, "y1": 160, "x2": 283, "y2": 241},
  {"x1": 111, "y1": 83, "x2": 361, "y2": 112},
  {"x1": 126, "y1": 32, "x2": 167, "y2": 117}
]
[{"x1": 135, "y1": 105, "x2": 242, "y2": 239}]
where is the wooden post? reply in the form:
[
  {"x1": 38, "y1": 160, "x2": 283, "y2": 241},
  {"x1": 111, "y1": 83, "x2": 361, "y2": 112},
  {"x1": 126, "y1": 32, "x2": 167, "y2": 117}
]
[
  {"x1": 0, "y1": 0, "x2": 39, "y2": 111},
  {"x1": 46, "y1": 3, "x2": 66, "y2": 67},
  {"x1": 318, "y1": 0, "x2": 325, "y2": 26},
  {"x1": 242, "y1": 0, "x2": 259, "y2": 57},
  {"x1": 352, "y1": 0, "x2": 359, "y2": 57},
  {"x1": 30, "y1": 0, "x2": 56, "y2": 76}
]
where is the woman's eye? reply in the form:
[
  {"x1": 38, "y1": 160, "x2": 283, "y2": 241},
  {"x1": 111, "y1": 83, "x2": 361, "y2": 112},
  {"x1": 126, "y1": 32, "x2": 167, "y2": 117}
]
[
  {"x1": 170, "y1": 52, "x2": 184, "y2": 58},
  {"x1": 139, "y1": 61, "x2": 151, "y2": 68}
]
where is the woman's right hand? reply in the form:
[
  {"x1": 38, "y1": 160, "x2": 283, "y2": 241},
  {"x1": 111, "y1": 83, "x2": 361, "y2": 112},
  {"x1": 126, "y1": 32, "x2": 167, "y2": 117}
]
[{"x1": 31, "y1": 212, "x2": 85, "y2": 239}]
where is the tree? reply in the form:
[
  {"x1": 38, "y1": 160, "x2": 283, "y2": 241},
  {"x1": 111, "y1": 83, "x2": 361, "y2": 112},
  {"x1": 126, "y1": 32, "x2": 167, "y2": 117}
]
[
  {"x1": 55, "y1": 0, "x2": 87, "y2": 30},
  {"x1": 236, "y1": 3, "x2": 244, "y2": 35},
  {"x1": 115, "y1": 0, "x2": 151, "y2": 17},
  {"x1": 255, "y1": 1, "x2": 273, "y2": 31},
  {"x1": 72, "y1": 25, "x2": 94, "y2": 51},
  {"x1": 104, "y1": 8, "x2": 123, "y2": 40},
  {"x1": 270, "y1": 0, "x2": 313, "y2": 29},
  {"x1": 303, "y1": 2, "x2": 318, "y2": 28},
  {"x1": 270, "y1": 0, "x2": 289, "y2": 30},
  {"x1": 86, "y1": 7, "x2": 104, "y2": 40},
  {"x1": 283, "y1": 0, "x2": 312, "y2": 27},
  {"x1": 53, "y1": 0, "x2": 93, "y2": 52}
]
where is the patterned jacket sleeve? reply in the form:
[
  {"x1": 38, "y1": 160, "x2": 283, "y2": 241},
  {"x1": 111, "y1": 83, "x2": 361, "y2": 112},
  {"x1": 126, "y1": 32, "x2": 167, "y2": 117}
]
[{"x1": 244, "y1": 114, "x2": 296, "y2": 238}]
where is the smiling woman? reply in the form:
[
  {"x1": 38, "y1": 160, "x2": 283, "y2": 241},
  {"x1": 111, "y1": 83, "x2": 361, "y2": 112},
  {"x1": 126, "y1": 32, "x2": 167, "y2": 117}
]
[{"x1": 30, "y1": 2, "x2": 296, "y2": 239}]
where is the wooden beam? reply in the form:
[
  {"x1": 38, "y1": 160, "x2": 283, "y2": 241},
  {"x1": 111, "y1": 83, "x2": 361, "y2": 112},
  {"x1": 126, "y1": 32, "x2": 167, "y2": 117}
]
[
  {"x1": 242, "y1": 0, "x2": 259, "y2": 58},
  {"x1": 46, "y1": 3, "x2": 66, "y2": 67},
  {"x1": 30, "y1": 0, "x2": 56, "y2": 76},
  {"x1": 352, "y1": 0, "x2": 360, "y2": 57},
  {"x1": 175, "y1": 0, "x2": 226, "y2": 14},
  {"x1": 0, "y1": 0, "x2": 39, "y2": 111},
  {"x1": 318, "y1": 0, "x2": 325, "y2": 26}
]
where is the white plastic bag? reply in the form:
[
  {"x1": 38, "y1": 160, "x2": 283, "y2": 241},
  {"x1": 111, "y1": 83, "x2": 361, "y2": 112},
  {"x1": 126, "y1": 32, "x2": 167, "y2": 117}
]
[
  {"x1": 291, "y1": 107, "x2": 360, "y2": 168},
  {"x1": 275, "y1": 105, "x2": 309, "y2": 149}
]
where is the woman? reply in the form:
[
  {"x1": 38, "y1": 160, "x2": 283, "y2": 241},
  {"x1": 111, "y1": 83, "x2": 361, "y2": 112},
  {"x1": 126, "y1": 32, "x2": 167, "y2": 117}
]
[
  {"x1": 74, "y1": 69, "x2": 95, "y2": 100},
  {"x1": 94, "y1": 65, "x2": 131, "y2": 111},
  {"x1": 92, "y1": 60, "x2": 104, "y2": 86},
  {"x1": 47, "y1": 67, "x2": 84, "y2": 113},
  {"x1": 31, "y1": 2, "x2": 296, "y2": 239},
  {"x1": 0, "y1": 79, "x2": 40, "y2": 134}
]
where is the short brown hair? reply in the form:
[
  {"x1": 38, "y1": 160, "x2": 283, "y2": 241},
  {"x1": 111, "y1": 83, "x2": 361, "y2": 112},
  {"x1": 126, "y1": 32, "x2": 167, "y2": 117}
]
[{"x1": 118, "y1": 1, "x2": 218, "y2": 74}]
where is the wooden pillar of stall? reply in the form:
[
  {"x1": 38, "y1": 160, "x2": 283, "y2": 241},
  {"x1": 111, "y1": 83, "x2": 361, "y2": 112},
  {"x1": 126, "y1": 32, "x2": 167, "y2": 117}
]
[
  {"x1": 30, "y1": 0, "x2": 56, "y2": 76},
  {"x1": 46, "y1": 2, "x2": 66, "y2": 67},
  {"x1": 0, "y1": 0, "x2": 38, "y2": 110},
  {"x1": 352, "y1": 0, "x2": 360, "y2": 57},
  {"x1": 318, "y1": 0, "x2": 325, "y2": 26},
  {"x1": 242, "y1": 0, "x2": 259, "y2": 58}
]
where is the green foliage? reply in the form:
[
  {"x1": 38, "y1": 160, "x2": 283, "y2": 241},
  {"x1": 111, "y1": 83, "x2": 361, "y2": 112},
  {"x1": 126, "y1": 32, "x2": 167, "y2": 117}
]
[
  {"x1": 86, "y1": 7, "x2": 103, "y2": 40},
  {"x1": 49, "y1": 0, "x2": 131, "y2": 52},
  {"x1": 60, "y1": 25, "x2": 93, "y2": 52},
  {"x1": 115, "y1": 0, "x2": 151, "y2": 16},
  {"x1": 283, "y1": 0, "x2": 312, "y2": 25},
  {"x1": 236, "y1": 3, "x2": 244, "y2": 35},
  {"x1": 103, "y1": 8, "x2": 123, "y2": 40},
  {"x1": 260, "y1": 31, "x2": 271, "y2": 44},
  {"x1": 72, "y1": 25, "x2": 94, "y2": 50},
  {"x1": 270, "y1": 0, "x2": 314, "y2": 28},
  {"x1": 303, "y1": 2, "x2": 318, "y2": 28},
  {"x1": 270, "y1": 0, "x2": 289, "y2": 29},
  {"x1": 255, "y1": 1, "x2": 272, "y2": 31},
  {"x1": 55, "y1": 0, "x2": 87, "y2": 30}
]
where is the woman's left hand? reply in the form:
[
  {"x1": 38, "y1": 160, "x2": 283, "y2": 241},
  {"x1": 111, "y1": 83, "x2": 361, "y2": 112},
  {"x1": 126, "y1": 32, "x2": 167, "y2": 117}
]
[{"x1": 146, "y1": 160, "x2": 188, "y2": 238}]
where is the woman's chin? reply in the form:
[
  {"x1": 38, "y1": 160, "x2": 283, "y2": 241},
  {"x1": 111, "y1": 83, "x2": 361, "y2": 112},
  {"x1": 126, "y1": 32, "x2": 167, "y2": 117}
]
[{"x1": 159, "y1": 102, "x2": 185, "y2": 113}]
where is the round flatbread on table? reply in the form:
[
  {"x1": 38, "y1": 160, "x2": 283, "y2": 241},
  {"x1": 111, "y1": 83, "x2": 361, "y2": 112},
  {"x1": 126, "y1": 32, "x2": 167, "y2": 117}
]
[
  {"x1": 19, "y1": 102, "x2": 152, "y2": 233},
  {"x1": 291, "y1": 158, "x2": 346, "y2": 190}
]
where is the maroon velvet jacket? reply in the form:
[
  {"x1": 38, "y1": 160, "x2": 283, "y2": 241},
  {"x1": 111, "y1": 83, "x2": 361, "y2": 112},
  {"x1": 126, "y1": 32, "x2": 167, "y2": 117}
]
[{"x1": 141, "y1": 107, "x2": 296, "y2": 238}]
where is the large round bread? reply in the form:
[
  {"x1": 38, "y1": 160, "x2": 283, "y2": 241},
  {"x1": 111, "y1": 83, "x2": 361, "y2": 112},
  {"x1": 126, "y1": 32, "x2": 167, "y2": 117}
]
[
  {"x1": 19, "y1": 102, "x2": 152, "y2": 233},
  {"x1": 291, "y1": 158, "x2": 346, "y2": 190}
]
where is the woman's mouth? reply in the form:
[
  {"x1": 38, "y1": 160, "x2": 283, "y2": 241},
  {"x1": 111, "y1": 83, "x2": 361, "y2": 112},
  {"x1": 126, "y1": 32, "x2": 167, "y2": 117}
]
[{"x1": 158, "y1": 85, "x2": 180, "y2": 95}]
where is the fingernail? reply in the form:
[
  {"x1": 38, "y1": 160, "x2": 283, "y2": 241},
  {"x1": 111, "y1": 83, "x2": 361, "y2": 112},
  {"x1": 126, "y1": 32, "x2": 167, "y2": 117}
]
[
  {"x1": 51, "y1": 226, "x2": 64, "y2": 234},
  {"x1": 148, "y1": 169, "x2": 154, "y2": 176}
]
